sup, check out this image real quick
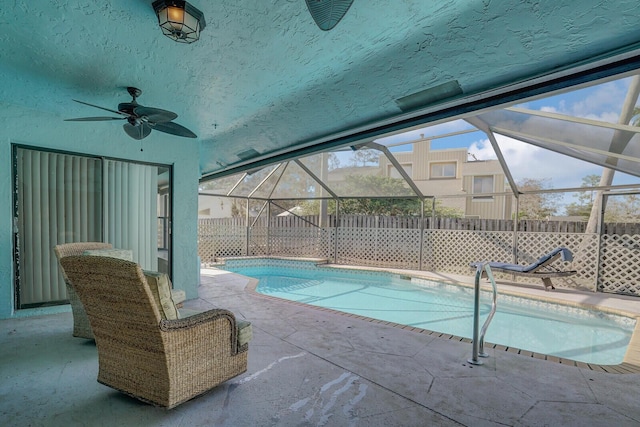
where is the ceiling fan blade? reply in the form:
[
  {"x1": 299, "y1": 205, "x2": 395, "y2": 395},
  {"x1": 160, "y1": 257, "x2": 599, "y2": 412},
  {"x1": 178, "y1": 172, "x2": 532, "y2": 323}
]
[
  {"x1": 65, "y1": 116, "x2": 126, "y2": 121},
  {"x1": 123, "y1": 123, "x2": 152, "y2": 140},
  {"x1": 133, "y1": 106, "x2": 178, "y2": 123},
  {"x1": 151, "y1": 121, "x2": 197, "y2": 138},
  {"x1": 72, "y1": 99, "x2": 130, "y2": 117}
]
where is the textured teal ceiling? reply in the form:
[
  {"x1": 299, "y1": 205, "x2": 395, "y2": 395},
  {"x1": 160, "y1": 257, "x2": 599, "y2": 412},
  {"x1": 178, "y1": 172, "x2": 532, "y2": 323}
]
[{"x1": 1, "y1": 1, "x2": 640, "y2": 178}]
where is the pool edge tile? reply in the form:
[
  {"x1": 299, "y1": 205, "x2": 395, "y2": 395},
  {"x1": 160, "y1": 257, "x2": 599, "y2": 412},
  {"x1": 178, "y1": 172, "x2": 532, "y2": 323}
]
[{"x1": 219, "y1": 257, "x2": 640, "y2": 374}]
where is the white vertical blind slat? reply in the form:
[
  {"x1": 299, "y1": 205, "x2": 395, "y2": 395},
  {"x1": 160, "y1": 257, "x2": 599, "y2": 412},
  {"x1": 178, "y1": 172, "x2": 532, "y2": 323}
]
[
  {"x1": 45, "y1": 154, "x2": 56, "y2": 300},
  {"x1": 37, "y1": 151, "x2": 47, "y2": 302}
]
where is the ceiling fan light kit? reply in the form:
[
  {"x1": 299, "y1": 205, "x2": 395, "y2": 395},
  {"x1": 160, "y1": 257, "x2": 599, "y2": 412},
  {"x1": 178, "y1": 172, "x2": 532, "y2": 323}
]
[{"x1": 152, "y1": 0, "x2": 206, "y2": 44}]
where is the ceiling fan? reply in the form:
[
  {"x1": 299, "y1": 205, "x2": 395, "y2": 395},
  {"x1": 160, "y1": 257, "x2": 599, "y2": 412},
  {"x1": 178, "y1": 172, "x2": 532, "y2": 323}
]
[{"x1": 65, "y1": 87, "x2": 197, "y2": 140}]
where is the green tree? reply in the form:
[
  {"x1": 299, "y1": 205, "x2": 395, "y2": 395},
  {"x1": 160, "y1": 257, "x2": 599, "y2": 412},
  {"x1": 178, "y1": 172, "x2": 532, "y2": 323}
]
[
  {"x1": 299, "y1": 197, "x2": 463, "y2": 217},
  {"x1": 298, "y1": 175, "x2": 463, "y2": 217},
  {"x1": 351, "y1": 148, "x2": 379, "y2": 167},
  {"x1": 231, "y1": 199, "x2": 245, "y2": 218},
  {"x1": 516, "y1": 178, "x2": 560, "y2": 219},
  {"x1": 425, "y1": 200, "x2": 464, "y2": 218},
  {"x1": 337, "y1": 197, "x2": 421, "y2": 216},
  {"x1": 327, "y1": 152, "x2": 341, "y2": 170},
  {"x1": 564, "y1": 174, "x2": 601, "y2": 218},
  {"x1": 603, "y1": 194, "x2": 640, "y2": 222}
]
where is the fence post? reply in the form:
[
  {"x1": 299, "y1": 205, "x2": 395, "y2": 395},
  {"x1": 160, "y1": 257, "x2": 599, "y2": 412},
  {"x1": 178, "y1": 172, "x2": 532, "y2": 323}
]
[
  {"x1": 245, "y1": 200, "x2": 250, "y2": 256},
  {"x1": 419, "y1": 199, "x2": 425, "y2": 270},
  {"x1": 267, "y1": 202, "x2": 271, "y2": 256},
  {"x1": 594, "y1": 193, "x2": 607, "y2": 293},
  {"x1": 513, "y1": 196, "x2": 520, "y2": 265},
  {"x1": 334, "y1": 199, "x2": 339, "y2": 264}
]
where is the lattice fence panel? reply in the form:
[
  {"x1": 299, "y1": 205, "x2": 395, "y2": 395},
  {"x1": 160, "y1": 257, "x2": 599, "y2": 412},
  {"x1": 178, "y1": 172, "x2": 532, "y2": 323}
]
[
  {"x1": 516, "y1": 232, "x2": 598, "y2": 290},
  {"x1": 321, "y1": 228, "x2": 336, "y2": 261},
  {"x1": 423, "y1": 230, "x2": 514, "y2": 275},
  {"x1": 599, "y1": 234, "x2": 640, "y2": 295},
  {"x1": 268, "y1": 227, "x2": 328, "y2": 258},
  {"x1": 373, "y1": 229, "x2": 421, "y2": 269},
  {"x1": 336, "y1": 228, "x2": 421, "y2": 269},
  {"x1": 199, "y1": 221, "x2": 638, "y2": 295},
  {"x1": 198, "y1": 225, "x2": 247, "y2": 262},
  {"x1": 336, "y1": 228, "x2": 377, "y2": 266},
  {"x1": 248, "y1": 227, "x2": 268, "y2": 256}
]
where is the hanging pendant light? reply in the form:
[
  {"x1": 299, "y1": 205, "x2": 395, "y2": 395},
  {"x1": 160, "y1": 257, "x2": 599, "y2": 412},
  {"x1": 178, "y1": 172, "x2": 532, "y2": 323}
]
[
  {"x1": 152, "y1": 0, "x2": 206, "y2": 44},
  {"x1": 305, "y1": 0, "x2": 354, "y2": 31}
]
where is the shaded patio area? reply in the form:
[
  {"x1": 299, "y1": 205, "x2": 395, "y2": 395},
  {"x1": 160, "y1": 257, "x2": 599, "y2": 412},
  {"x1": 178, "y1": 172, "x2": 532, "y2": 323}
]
[{"x1": 2, "y1": 269, "x2": 640, "y2": 426}]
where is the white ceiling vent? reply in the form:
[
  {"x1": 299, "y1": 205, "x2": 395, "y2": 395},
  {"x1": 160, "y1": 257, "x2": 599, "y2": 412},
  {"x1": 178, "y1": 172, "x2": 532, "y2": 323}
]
[
  {"x1": 237, "y1": 148, "x2": 260, "y2": 160},
  {"x1": 396, "y1": 80, "x2": 463, "y2": 113}
]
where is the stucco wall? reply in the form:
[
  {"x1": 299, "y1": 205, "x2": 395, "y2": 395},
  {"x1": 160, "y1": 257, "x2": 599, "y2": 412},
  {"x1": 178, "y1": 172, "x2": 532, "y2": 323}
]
[{"x1": 0, "y1": 104, "x2": 200, "y2": 319}]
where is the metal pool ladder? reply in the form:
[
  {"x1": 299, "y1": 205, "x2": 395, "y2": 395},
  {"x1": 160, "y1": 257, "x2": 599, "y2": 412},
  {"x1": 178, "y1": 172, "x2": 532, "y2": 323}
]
[{"x1": 468, "y1": 262, "x2": 497, "y2": 365}]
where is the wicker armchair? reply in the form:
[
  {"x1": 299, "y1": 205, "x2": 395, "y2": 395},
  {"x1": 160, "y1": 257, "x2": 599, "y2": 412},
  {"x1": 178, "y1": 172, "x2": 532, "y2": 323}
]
[
  {"x1": 54, "y1": 242, "x2": 113, "y2": 339},
  {"x1": 59, "y1": 255, "x2": 249, "y2": 408}
]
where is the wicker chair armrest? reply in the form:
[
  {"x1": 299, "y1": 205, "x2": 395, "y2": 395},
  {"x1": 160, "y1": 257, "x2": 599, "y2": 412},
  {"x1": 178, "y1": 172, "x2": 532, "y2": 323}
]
[
  {"x1": 160, "y1": 308, "x2": 237, "y2": 330},
  {"x1": 159, "y1": 308, "x2": 243, "y2": 354}
]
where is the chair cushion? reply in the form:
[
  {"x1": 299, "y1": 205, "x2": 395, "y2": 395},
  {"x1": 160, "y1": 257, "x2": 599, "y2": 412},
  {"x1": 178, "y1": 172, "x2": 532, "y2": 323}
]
[
  {"x1": 236, "y1": 319, "x2": 253, "y2": 347},
  {"x1": 177, "y1": 308, "x2": 204, "y2": 318},
  {"x1": 171, "y1": 289, "x2": 186, "y2": 305},
  {"x1": 83, "y1": 248, "x2": 134, "y2": 261},
  {"x1": 143, "y1": 270, "x2": 180, "y2": 320}
]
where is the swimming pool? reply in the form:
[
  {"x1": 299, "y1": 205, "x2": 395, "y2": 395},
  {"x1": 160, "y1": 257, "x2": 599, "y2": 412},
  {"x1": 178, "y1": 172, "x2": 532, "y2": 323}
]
[{"x1": 222, "y1": 259, "x2": 636, "y2": 365}]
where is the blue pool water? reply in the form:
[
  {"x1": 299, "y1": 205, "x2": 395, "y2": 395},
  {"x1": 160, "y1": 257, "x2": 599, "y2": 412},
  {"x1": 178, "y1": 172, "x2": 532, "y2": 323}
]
[{"x1": 224, "y1": 261, "x2": 636, "y2": 365}]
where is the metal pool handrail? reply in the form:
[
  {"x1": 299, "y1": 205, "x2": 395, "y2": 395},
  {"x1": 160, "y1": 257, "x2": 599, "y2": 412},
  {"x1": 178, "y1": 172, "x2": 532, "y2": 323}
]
[{"x1": 468, "y1": 262, "x2": 498, "y2": 365}]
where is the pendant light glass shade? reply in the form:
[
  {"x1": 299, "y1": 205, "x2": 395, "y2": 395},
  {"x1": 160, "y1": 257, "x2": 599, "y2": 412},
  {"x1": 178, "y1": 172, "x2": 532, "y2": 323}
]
[{"x1": 153, "y1": 0, "x2": 206, "y2": 44}]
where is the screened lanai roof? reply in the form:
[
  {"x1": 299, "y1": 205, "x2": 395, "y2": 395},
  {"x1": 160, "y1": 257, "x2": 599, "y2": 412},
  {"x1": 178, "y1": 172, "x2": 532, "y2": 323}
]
[
  {"x1": 200, "y1": 72, "x2": 640, "y2": 201},
  {"x1": 203, "y1": 149, "x2": 418, "y2": 200},
  {"x1": 471, "y1": 107, "x2": 640, "y2": 177}
]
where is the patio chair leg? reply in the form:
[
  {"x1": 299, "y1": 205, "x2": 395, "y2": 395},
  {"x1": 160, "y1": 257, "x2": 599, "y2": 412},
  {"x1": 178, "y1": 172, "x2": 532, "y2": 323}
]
[{"x1": 542, "y1": 277, "x2": 555, "y2": 291}]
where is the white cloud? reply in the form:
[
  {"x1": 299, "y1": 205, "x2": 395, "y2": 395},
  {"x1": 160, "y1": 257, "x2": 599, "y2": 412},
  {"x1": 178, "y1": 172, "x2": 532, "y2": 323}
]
[
  {"x1": 468, "y1": 134, "x2": 602, "y2": 188},
  {"x1": 383, "y1": 77, "x2": 639, "y2": 193},
  {"x1": 538, "y1": 79, "x2": 629, "y2": 123}
]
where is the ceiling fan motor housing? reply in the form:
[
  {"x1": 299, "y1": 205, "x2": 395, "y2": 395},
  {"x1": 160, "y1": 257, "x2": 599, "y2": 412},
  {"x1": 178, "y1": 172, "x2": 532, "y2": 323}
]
[{"x1": 118, "y1": 102, "x2": 138, "y2": 115}]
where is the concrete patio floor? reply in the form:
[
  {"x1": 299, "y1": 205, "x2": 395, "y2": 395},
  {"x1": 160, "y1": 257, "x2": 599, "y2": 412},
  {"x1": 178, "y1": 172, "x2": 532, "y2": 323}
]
[{"x1": 2, "y1": 268, "x2": 640, "y2": 426}]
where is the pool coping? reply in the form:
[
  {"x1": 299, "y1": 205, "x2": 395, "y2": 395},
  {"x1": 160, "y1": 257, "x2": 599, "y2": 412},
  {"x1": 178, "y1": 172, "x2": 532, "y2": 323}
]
[{"x1": 215, "y1": 256, "x2": 640, "y2": 374}]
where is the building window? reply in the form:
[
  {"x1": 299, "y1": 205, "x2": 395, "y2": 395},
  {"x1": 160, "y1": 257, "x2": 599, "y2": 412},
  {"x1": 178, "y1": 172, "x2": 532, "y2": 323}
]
[
  {"x1": 430, "y1": 162, "x2": 456, "y2": 179},
  {"x1": 389, "y1": 163, "x2": 412, "y2": 179},
  {"x1": 473, "y1": 175, "x2": 494, "y2": 200}
]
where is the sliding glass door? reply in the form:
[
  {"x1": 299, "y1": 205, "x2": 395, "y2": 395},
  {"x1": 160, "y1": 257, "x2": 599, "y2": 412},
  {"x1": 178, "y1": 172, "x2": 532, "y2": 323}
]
[
  {"x1": 103, "y1": 159, "x2": 159, "y2": 271},
  {"x1": 13, "y1": 146, "x2": 172, "y2": 309}
]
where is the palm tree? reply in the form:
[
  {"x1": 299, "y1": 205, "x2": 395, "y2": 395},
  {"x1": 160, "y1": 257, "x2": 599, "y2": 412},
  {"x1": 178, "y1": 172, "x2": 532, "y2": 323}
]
[
  {"x1": 585, "y1": 77, "x2": 640, "y2": 233},
  {"x1": 632, "y1": 106, "x2": 640, "y2": 126}
]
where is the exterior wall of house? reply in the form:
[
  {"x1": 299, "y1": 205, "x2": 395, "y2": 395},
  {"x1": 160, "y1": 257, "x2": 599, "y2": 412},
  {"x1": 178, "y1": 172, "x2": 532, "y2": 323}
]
[
  {"x1": 0, "y1": 105, "x2": 201, "y2": 319},
  {"x1": 462, "y1": 160, "x2": 511, "y2": 219},
  {"x1": 199, "y1": 195, "x2": 233, "y2": 218},
  {"x1": 378, "y1": 140, "x2": 509, "y2": 217}
]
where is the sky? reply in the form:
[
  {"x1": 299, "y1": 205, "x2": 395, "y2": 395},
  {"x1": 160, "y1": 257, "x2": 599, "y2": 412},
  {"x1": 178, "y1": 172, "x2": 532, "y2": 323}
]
[{"x1": 375, "y1": 75, "x2": 640, "y2": 195}]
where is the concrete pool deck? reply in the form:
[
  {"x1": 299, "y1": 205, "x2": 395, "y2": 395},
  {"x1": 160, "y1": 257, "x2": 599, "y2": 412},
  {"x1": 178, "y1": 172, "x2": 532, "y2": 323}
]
[{"x1": 2, "y1": 267, "x2": 640, "y2": 426}]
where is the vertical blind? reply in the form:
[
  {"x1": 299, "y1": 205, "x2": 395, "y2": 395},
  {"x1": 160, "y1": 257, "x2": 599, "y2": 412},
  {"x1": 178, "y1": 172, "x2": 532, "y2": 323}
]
[
  {"x1": 17, "y1": 149, "x2": 102, "y2": 306},
  {"x1": 16, "y1": 148, "x2": 161, "y2": 307},
  {"x1": 103, "y1": 160, "x2": 158, "y2": 271}
]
